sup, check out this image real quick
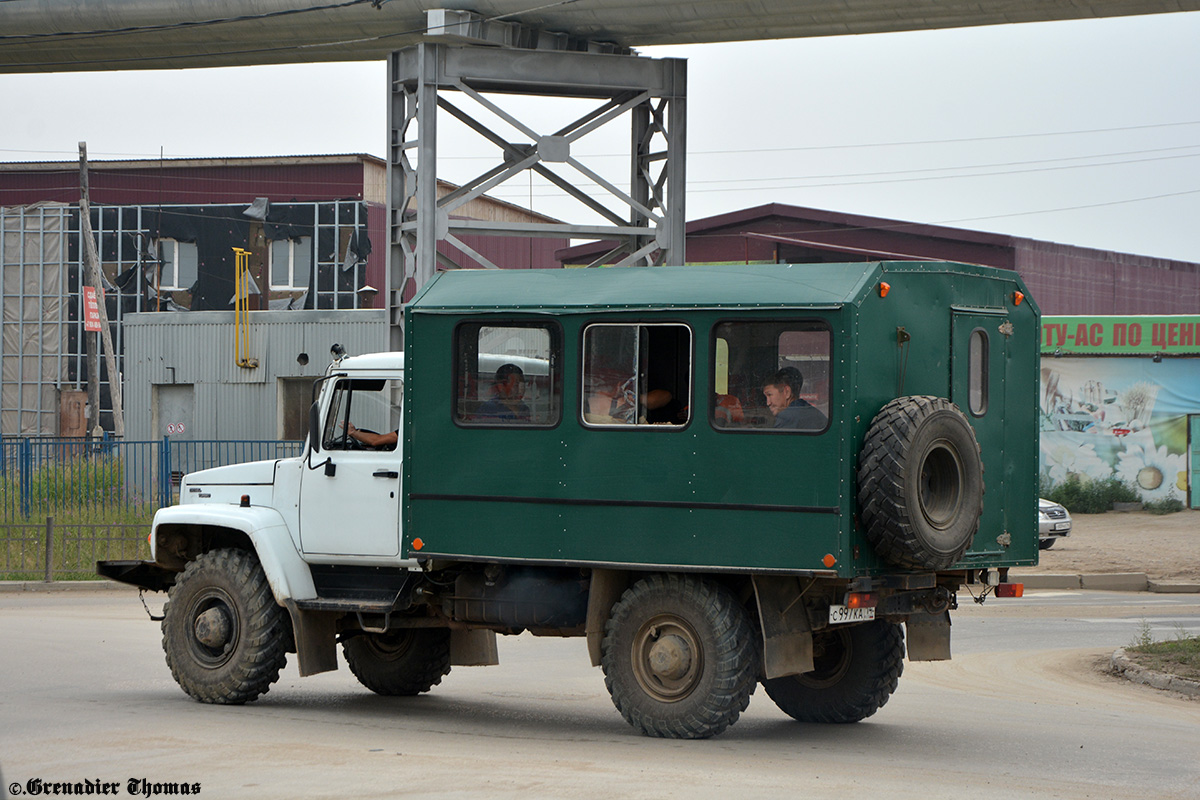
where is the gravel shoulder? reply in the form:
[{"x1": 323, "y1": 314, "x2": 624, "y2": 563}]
[{"x1": 1016, "y1": 509, "x2": 1200, "y2": 582}]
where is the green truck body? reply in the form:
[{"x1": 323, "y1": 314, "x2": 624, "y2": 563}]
[
  {"x1": 99, "y1": 260, "x2": 1040, "y2": 739},
  {"x1": 403, "y1": 261, "x2": 1039, "y2": 575}
]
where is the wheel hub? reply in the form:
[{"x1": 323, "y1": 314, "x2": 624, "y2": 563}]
[
  {"x1": 647, "y1": 634, "x2": 692, "y2": 680},
  {"x1": 632, "y1": 617, "x2": 704, "y2": 702},
  {"x1": 194, "y1": 606, "x2": 232, "y2": 649}
]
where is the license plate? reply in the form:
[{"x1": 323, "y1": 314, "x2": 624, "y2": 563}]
[
  {"x1": 828, "y1": 605, "x2": 876, "y2": 625},
  {"x1": 1054, "y1": 522, "x2": 1070, "y2": 531}
]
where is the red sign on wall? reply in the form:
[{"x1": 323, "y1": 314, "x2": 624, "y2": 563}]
[{"x1": 82, "y1": 286, "x2": 102, "y2": 332}]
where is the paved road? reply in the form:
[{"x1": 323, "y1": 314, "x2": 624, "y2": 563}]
[{"x1": 1, "y1": 588, "x2": 1198, "y2": 800}]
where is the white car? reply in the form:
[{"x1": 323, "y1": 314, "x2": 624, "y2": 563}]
[{"x1": 1038, "y1": 498, "x2": 1072, "y2": 549}]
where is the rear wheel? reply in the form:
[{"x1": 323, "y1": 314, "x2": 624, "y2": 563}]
[
  {"x1": 762, "y1": 620, "x2": 904, "y2": 724},
  {"x1": 601, "y1": 574, "x2": 758, "y2": 739},
  {"x1": 161, "y1": 548, "x2": 289, "y2": 704},
  {"x1": 343, "y1": 628, "x2": 451, "y2": 696}
]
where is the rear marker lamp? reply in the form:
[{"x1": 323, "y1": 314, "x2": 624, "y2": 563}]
[
  {"x1": 845, "y1": 592, "x2": 878, "y2": 609},
  {"x1": 1012, "y1": 291, "x2": 1025, "y2": 306},
  {"x1": 878, "y1": 281, "x2": 891, "y2": 298},
  {"x1": 995, "y1": 583, "x2": 1024, "y2": 598}
]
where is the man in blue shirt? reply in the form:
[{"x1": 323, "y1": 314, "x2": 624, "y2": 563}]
[
  {"x1": 762, "y1": 367, "x2": 826, "y2": 430},
  {"x1": 476, "y1": 363, "x2": 532, "y2": 422}
]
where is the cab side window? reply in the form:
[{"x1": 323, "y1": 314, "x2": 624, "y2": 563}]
[
  {"x1": 454, "y1": 322, "x2": 561, "y2": 427},
  {"x1": 712, "y1": 321, "x2": 830, "y2": 433},
  {"x1": 322, "y1": 378, "x2": 401, "y2": 450},
  {"x1": 582, "y1": 323, "x2": 691, "y2": 428}
]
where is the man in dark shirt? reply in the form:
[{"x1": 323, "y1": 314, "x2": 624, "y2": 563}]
[
  {"x1": 762, "y1": 367, "x2": 826, "y2": 430},
  {"x1": 476, "y1": 363, "x2": 532, "y2": 422}
]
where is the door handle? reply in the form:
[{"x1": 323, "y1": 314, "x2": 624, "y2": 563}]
[{"x1": 372, "y1": 470, "x2": 399, "y2": 479}]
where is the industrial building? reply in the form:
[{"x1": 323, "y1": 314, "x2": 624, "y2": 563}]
[{"x1": 0, "y1": 154, "x2": 565, "y2": 438}]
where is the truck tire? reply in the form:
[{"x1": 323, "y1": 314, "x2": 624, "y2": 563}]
[
  {"x1": 161, "y1": 548, "x2": 288, "y2": 704},
  {"x1": 601, "y1": 574, "x2": 758, "y2": 739},
  {"x1": 342, "y1": 629, "x2": 451, "y2": 696},
  {"x1": 762, "y1": 619, "x2": 904, "y2": 723},
  {"x1": 858, "y1": 396, "x2": 984, "y2": 570}
]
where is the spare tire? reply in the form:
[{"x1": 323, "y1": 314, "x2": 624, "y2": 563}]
[{"x1": 857, "y1": 396, "x2": 984, "y2": 570}]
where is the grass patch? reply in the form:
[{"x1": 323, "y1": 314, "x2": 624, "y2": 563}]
[
  {"x1": 1144, "y1": 497, "x2": 1186, "y2": 515},
  {"x1": 1044, "y1": 476, "x2": 1141, "y2": 514},
  {"x1": 0, "y1": 513, "x2": 152, "y2": 581},
  {"x1": 1125, "y1": 634, "x2": 1200, "y2": 682}
]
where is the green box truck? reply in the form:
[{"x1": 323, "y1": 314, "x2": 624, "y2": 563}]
[{"x1": 100, "y1": 261, "x2": 1039, "y2": 739}]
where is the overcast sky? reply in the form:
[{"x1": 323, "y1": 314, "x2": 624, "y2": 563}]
[{"x1": 1, "y1": 10, "x2": 1198, "y2": 264}]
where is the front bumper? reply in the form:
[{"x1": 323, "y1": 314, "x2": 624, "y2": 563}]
[{"x1": 96, "y1": 560, "x2": 179, "y2": 592}]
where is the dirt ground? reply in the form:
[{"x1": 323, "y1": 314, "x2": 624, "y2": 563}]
[{"x1": 1015, "y1": 509, "x2": 1200, "y2": 582}]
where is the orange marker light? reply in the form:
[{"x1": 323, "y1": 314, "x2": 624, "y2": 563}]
[
  {"x1": 1012, "y1": 291, "x2": 1024, "y2": 306},
  {"x1": 412, "y1": 538, "x2": 424, "y2": 551},
  {"x1": 879, "y1": 282, "x2": 891, "y2": 298},
  {"x1": 996, "y1": 583, "x2": 1024, "y2": 598},
  {"x1": 846, "y1": 592, "x2": 878, "y2": 609},
  {"x1": 822, "y1": 553, "x2": 837, "y2": 568}
]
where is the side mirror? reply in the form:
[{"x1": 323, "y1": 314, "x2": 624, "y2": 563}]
[{"x1": 308, "y1": 402, "x2": 321, "y2": 453}]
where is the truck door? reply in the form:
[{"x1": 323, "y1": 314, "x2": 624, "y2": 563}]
[
  {"x1": 299, "y1": 376, "x2": 402, "y2": 557},
  {"x1": 951, "y1": 310, "x2": 1008, "y2": 549}
]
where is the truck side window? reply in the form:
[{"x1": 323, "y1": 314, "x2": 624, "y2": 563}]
[
  {"x1": 322, "y1": 378, "x2": 401, "y2": 450},
  {"x1": 969, "y1": 328, "x2": 988, "y2": 416},
  {"x1": 582, "y1": 323, "x2": 691, "y2": 428},
  {"x1": 454, "y1": 322, "x2": 561, "y2": 427},
  {"x1": 711, "y1": 321, "x2": 830, "y2": 433}
]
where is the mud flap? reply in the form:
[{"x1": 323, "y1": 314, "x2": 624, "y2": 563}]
[
  {"x1": 906, "y1": 610, "x2": 952, "y2": 661},
  {"x1": 586, "y1": 568, "x2": 630, "y2": 667},
  {"x1": 752, "y1": 575, "x2": 815, "y2": 679},
  {"x1": 284, "y1": 601, "x2": 339, "y2": 677},
  {"x1": 450, "y1": 629, "x2": 500, "y2": 666}
]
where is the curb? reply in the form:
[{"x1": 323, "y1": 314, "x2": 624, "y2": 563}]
[
  {"x1": 1110, "y1": 648, "x2": 1200, "y2": 698},
  {"x1": 1016, "y1": 573, "x2": 1200, "y2": 593},
  {"x1": 0, "y1": 580, "x2": 136, "y2": 593}
]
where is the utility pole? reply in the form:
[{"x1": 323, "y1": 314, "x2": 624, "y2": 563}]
[{"x1": 78, "y1": 142, "x2": 125, "y2": 437}]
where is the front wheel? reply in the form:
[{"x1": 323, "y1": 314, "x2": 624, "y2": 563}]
[
  {"x1": 161, "y1": 548, "x2": 289, "y2": 704},
  {"x1": 601, "y1": 574, "x2": 759, "y2": 739},
  {"x1": 762, "y1": 619, "x2": 904, "y2": 724},
  {"x1": 342, "y1": 628, "x2": 451, "y2": 696}
]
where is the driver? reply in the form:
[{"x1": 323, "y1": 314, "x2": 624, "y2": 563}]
[{"x1": 346, "y1": 421, "x2": 397, "y2": 449}]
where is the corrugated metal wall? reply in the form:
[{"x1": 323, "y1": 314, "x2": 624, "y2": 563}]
[{"x1": 124, "y1": 309, "x2": 387, "y2": 441}]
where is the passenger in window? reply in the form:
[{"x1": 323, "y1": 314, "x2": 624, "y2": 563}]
[
  {"x1": 762, "y1": 367, "x2": 826, "y2": 430},
  {"x1": 586, "y1": 374, "x2": 676, "y2": 425},
  {"x1": 476, "y1": 363, "x2": 532, "y2": 422}
]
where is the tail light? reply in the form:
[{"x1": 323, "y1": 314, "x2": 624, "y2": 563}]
[{"x1": 845, "y1": 592, "x2": 878, "y2": 609}]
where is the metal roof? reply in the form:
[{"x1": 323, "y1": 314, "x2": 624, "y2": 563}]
[
  {"x1": 406, "y1": 261, "x2": 1008, "y2": 313},
  {"x1": 1, "y1": 1, "x2": 1196, "y2": 73}
]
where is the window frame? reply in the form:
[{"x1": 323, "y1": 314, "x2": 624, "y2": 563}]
[
  {"x1": 708, "y1": 317, "x2": 833, "y2": 436},
  {"x1": 268, "y1": 236, "x2": 313, "y2": 291},
  {"x1": 578, "y1": 321, "x2": 694, "y2": 431},
  {"x1": 156, "y1": 238, "x2": 198, "y2": 292},
  {"x1": 451, "y1": 319, "x2": 564, "y2": 430},
  {"x1": 320, "y1": 376, "x2": 401, "y2": 452},
  {"x1": 967, "y1": 327, "x2": 989, "y2": 417}
]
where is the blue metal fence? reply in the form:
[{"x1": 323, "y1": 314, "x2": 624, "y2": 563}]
[{"x1": 0, "y1": 436, "x2": 303, "y2": 520}]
